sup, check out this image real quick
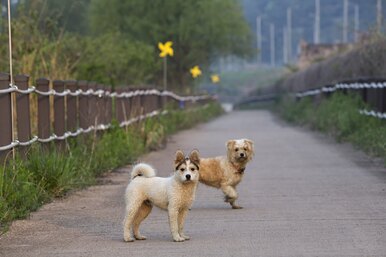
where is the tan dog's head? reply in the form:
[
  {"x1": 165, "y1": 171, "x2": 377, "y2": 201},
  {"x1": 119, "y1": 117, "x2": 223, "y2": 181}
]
[
  {"x1": 174, "y1": 149, "x2": 200, "y2": 183},
  {"x1": 226, "y1": 139, "x2": 254, "y2": 164}
]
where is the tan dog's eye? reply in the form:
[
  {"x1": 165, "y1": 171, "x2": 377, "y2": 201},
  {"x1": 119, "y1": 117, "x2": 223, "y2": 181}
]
[
  {"x1": 190, "y1": 168, "x2": 195, "y2": 171},
  {"x1": 235, "y1": 148, "x2": 239, "y2": 152},
  {"x1": 244, "y1": 147, "x2": 247, "y2": 151},
  {"x1": 180, "y1": 168, "x2": 185, "y2": 172}
]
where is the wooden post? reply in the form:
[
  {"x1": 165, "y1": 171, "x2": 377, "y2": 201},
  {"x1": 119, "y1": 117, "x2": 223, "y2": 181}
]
[
  {"x1": 78, "y1": 81, "x2": 89, "y2": 129},
  {"x1": 15, "y1": 74, "x2": 31, "y2": 156},
  {"x1": 0, "y1": 73, "x2": 12, "y2": 160},
  {"x1": 115, "y1": 87, "x2": 124, "y2": 124},
  {"x1": 88, "y1": 82, "x2": 97, "y2": 127},
  {"x1": 105, "y1": 86, "x2": 112, "y2": 126},
  {"x1": 65, "y1": 80, "x2": 77, "y2": 133},
  {"x1": 36, "y1": 78, "x2": 51, "y2": 142},
  {"x1": 53, "y1": 80, "x2": 65, "y2": 148}
]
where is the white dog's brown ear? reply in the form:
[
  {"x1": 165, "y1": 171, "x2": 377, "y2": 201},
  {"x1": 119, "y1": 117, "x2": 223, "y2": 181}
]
[
  {"x1": 189, "y1": 149, "x2": 200, "y2": 164},
  {"x1": 175, "y1": 150, "x2": 185, "y2": 164},
  {"x1": 226, "y1": 140, "x2": 235, "y2": 149}
]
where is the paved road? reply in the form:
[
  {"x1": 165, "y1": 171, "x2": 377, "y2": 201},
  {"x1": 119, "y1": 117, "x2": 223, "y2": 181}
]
[{"x1": 1, "y1": 110, "x2": 386, "y2": 257}]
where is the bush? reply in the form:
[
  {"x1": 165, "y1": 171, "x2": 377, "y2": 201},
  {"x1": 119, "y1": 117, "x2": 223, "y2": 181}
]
[{"x1": 277, "y1": 93, "x2": 386, "y2": 162}]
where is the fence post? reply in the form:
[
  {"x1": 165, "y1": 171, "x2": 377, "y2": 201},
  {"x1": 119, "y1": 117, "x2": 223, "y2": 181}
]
[
  {"x1": 15, "y1": 75, "x2": 31, "y2": 156},
  {"x1": 105, "y1": 86, "x2": 112, "y2": 126},
  {"x1": 53, "y1": 80, "x2": 65, "y2": 148},
  {"x1": 0, "y1": 73, "x2": 12, "y2": 160},
  {"x1": 96, "y1": 84, "x2": 105, "y2": 126},
  {"x1": 88, "y1": 82, "x2": 97, "y2": 127},
  {"x1": 78, "y1": 81, "x2": 89, "y2": 130},
  {"x1": 382, "y1": 88, "x2": 386, "y2": 112},
  {"x1": 115, "y1": 87, "x2": 124, "y2": 124},
  {"x1": 36, "y1": 78, "x2": 51, "y2": 144},
  {"x1": 65, "y1": 80, "x2": 77, "y2": 133}
]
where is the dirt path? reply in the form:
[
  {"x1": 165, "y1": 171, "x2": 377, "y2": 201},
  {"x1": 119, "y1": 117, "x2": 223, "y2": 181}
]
[{"x1": 1, "y1": 110, "x2": 386, "y2": 257}]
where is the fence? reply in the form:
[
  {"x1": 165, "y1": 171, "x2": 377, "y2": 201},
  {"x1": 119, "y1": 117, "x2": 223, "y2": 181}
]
[
  {"x1": 295, "y1": 78, "x2": 386, "y2": 119},
  {"x1": 235, "y1": 78, "x2": 386, "y2": 119},
  {"x1": 0, "y1": 73, "x2": 212, "y2": 159}
]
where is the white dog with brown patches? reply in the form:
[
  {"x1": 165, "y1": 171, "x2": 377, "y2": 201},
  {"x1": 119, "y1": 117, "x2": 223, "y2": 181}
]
[
  {"x1": 123, "y1": 150, "x2": 200, "y2": 242},
  {"x1": 199, "y1": 139, "x2": 254, "y2": 209}
]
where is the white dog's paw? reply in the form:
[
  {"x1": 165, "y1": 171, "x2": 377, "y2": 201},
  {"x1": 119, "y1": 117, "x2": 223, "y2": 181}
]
[
  {"x1": 180, "y1": 234, "x2": 190, "y2": 240},
  {"x1": 231, "y1": 205, "x2": 243, "y2": 209},
  {"x1": 173, "y1": 235, "x2": 185, "y2": 242}
]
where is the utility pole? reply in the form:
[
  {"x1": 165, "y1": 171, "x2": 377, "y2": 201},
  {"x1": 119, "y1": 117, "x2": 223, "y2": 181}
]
[
  {"x1": 270, "y1": 23, "x2": 275, "y2": 67},
  {"x1": 354, "y1": 4, "x2": 360, "y2": 42},
  {"x1": 314, "y1": 0, "x2": 320, "y2": 43},
  {"x1": 256, "y1": 16, "x2": 262, "y2": 64},
  {"x1": 377, "y1": 0, "x2": 382, "y2": 33},
  {"x1": 283, "y1": 26, "x2": 288, "y2": 64},
  {"x1": 343, "y1": 0, "x2": 349, "y2": 43},
  {"x1": 287, "y1": 8, "x2": 292, "y2": 62}
]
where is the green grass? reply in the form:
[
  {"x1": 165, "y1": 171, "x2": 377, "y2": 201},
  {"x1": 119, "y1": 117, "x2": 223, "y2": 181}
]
[
  {"x1": 0, "y1": 103, "x2": 223, "y2": 232},
  {"x1": 277, "y1": 93, "x2": 386, "y2": 162}
]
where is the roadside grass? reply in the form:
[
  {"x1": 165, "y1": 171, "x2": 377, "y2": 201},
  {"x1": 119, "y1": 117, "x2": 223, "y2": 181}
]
[
  {"x1": 0, "y1": 103, "x2": 223, "y2": 232},
  {"x1": 277, "y1": 93, "x2": 386, "y2": 162}
]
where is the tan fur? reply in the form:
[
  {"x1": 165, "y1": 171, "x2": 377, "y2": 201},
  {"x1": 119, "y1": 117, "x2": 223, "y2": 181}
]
[
  {"x1": 199, "y1": 139, "x2": 254, "y2": 209},
  {"x1": 123, "y1": 150, "x2": 200, "y2": 242}
]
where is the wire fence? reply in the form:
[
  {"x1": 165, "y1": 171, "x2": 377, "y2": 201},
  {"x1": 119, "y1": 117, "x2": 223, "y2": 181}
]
[
  {"x1": 295, "y1": 79, "x2": 386, "y2": 119},
  {"x1": 0, "y1": 73, "x2": 213, "y2": 157}
]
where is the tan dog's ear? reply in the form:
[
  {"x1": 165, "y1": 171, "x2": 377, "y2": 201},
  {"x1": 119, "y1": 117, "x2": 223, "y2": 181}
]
[
  {"x1": 175, "y1": 150, "x2": 185, "y2": 164},
  {"x1": 226, "y1": 140, "x2": 235, "y2": 149},
  {"x1": 244, "y1": 139, "x2": 254, "y2": 150},
  {"x1": 189, "y1": 149, "x2": 200, "y2": 164}
]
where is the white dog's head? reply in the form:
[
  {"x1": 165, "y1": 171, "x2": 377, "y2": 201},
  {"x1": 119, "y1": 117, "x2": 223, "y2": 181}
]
[
  {"x1": 174, "y1": 150, "x2": 200, "y2": 183},
  {"x1": 226, "y1": 139, "x2": 254, "y2": 164}
]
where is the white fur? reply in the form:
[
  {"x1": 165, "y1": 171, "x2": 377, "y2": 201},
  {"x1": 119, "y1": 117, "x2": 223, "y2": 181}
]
[{"x1": 123, "y1": 150, "x2": 200, "y2": 242}]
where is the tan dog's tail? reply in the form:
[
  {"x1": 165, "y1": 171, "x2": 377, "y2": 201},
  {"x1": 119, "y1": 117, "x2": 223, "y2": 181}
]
[{"x1": 131, "y1": 163, "x2": 156, "y2": 180}]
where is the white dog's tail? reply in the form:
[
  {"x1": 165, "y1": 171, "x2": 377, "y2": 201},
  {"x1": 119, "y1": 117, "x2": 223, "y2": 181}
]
[{"x1": 130, "y1": 163, "x2": 156, "y2": 180}]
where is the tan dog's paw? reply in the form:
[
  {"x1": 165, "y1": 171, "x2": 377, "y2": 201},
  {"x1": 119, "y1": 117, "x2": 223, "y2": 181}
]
[
  {"x1": 134, "y1": 234, "x2": 147, "y2": 240},
  {"x1": 124, "y1": 236, "x2": 135, "y2": 242},
  {"x1": 231, "y1": 204, "x2": 243, "y2": 209}
]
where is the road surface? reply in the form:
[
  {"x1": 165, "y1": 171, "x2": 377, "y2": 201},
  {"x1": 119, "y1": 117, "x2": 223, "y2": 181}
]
[{"x1": 1, "y1": 110, "x2": 386, "y2": 257}]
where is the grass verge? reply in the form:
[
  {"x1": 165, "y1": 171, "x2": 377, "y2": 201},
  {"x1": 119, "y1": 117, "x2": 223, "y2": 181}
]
[
  {"x1": 0, "y1": 103, "x2": 223, "y2": 232},
  {"x1": 276, "y1": 93, "x2": 386, "y2": 162}
]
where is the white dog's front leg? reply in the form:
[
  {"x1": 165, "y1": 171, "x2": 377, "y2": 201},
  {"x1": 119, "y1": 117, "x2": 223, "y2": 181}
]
[
  {"x1": 178, "y1": 208, "x2": 190, "y2": 240},
  {"x1": 168, "y1": 205, "x2": 185, "y2": 242}
]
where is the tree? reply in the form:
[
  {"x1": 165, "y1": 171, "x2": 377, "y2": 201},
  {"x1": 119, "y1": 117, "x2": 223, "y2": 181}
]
[{"x1": 88, "y1": 0, "x2": 253, "y2": 91}]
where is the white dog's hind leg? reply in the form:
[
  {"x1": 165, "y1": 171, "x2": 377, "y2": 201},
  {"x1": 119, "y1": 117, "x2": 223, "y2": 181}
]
[
  {"x1": 221, "y1": 185, "x2": 242, "y2": 209},
  {"x1": 133, "y1": 201, "x2": 152, "y2": 240},
  {"x1": 123, "y1": 199, "x2": 143, "y2": 242},
  {"x1": 168, "y1": 205, "x2": 185, "y2": 242},
  {"x1": 177, "y1": 208, "x2": 190, "y2": 240}
]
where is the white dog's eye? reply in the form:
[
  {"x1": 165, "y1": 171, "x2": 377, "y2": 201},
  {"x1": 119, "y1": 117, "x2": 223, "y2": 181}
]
[
  {"x1": 244, "y1": 147, "x2": 247, "y2": 151},
  {"x1": 235, "y1": 148, "x2": 239, "y2": 152},
  {"x1": 190, "y1": 168, "x2": 195, "y2": 171},
  {"x1": 180, "y1": 168, "x2": 185, "y2": 172}
]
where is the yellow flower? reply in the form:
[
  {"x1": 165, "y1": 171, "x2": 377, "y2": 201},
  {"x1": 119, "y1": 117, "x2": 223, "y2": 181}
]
[
  {"x1": 190, "y1": 65, "x2": 202, "y2": 78},
  {"x1": 158, "y1": 41, "x2": 174, "y2": 57},
  {"x1": 211, "y1": 74, "x2": 220, "y2": 83}
]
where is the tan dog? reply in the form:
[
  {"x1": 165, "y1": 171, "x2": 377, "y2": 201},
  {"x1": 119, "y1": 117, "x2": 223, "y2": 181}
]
[
  {"x1": 123, "y1": 150, "x2": 200, "y2": 242},
  {"x1": 199, "y1": 139, "x2": 254, "y2": 209}
]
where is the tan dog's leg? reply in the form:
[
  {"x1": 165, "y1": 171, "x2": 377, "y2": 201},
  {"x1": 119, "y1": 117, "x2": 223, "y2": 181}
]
[
  {"x1": 123, "y1": 199, "x2": 143, "y2": 242},
  {"x1": 221, "y1": 185, "x2": 243, "y2": 209},
  {"x1": 133, "y1": 201, "x2": 152, "y2": 240},
  {"x1": 168, "y1": 204, "x2": 185, "y2": 242},
  {"x1": 177, "y1": 208, "x2": 190, "y2": 240}
]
